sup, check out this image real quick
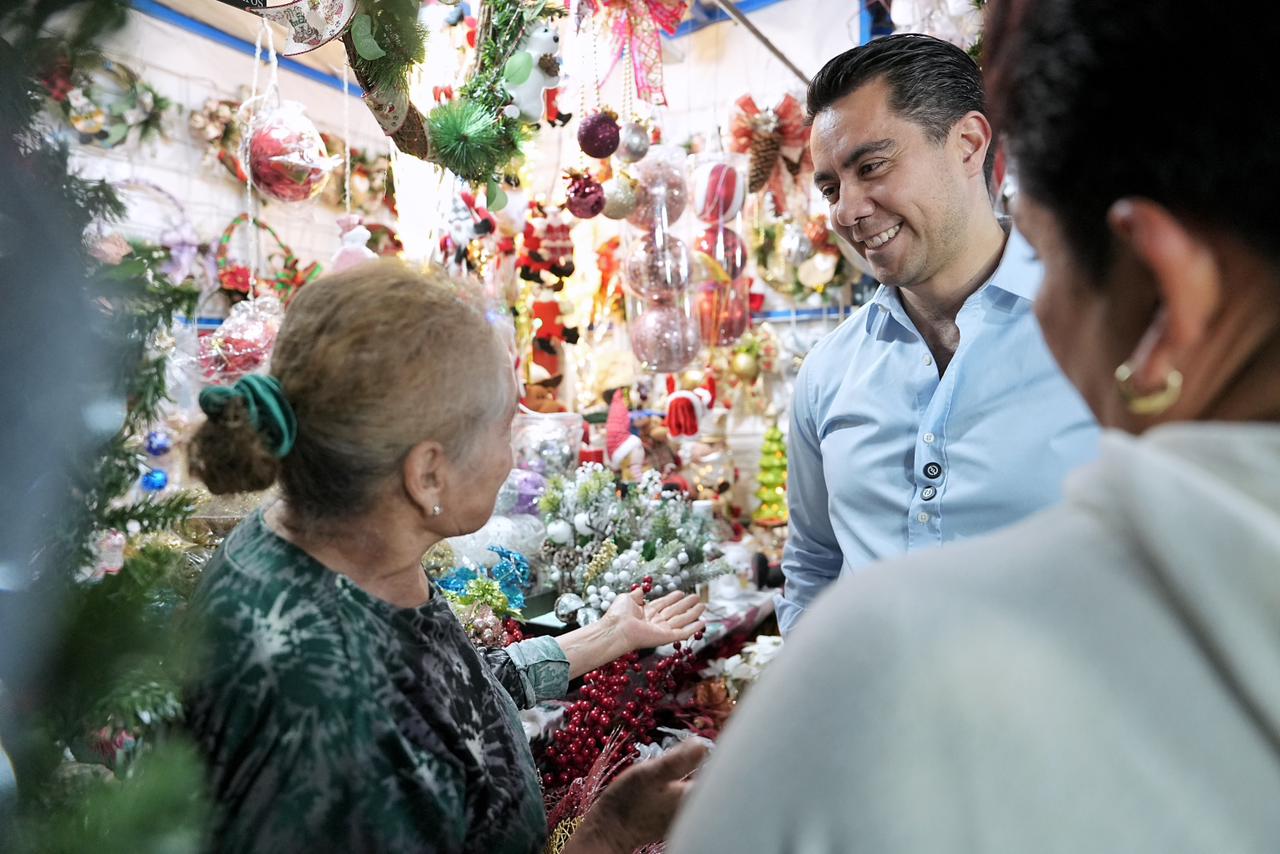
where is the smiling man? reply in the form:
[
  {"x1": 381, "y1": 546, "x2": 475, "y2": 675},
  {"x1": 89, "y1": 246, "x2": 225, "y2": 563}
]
[{"x1": 776, "y1": 34, "x2": 1097, "y2": 635}]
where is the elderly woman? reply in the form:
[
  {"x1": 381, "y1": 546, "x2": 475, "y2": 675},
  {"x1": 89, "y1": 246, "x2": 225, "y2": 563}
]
[
  {"x1": 186, "y1": 261, "x2": 706, "y2": 854},
  {"x1": 670, "y1": 1, "x2": 1280, "y2": 852}
]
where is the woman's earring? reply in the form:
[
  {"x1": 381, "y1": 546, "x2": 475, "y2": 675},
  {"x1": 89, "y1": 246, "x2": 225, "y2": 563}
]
[
  {"x1": 431, "y1": 504, "x2": 443, "y2": 517},
  {"x1": 1114, "y1": 362, "x2": 1183, "y2": 416}
]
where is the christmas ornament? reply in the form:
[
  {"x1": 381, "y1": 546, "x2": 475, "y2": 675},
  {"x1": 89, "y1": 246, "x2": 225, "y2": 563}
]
[
  {"x1": 547, "y1": 519, "x2": 574, "y2": 545},
  {"x1": 43, "y1": 56, "x2": 170, "y2": 148},
  {"x1": 690, "y1": 157, "x2": 747, "y2": 223},
  {"x1": 140, "y1": 469, "x2": 169, "y2": 492},
  {"x1": 628, "y1": 300, "x2": 700, "y2": 373},
  {"x1": 512, "y1": 412, "x2": 584, "y2": 479},
  {"x1": 781, "y1": 220, "x2": 815, "y2": 266},
  {"x1": 90, "y1": 530, "x2": 127, "y2": 580},
  {"x1": 190, "y1": 97, "x2": 247, "y2": 184},
  {"x1": 626, "y1": 146, "x2": 688, "y2": 228},
  {"x1": 216, "y1": 214, "x2": 320, "y2": 305},
  {"x1": 247, "y1": 102, "x2": 337, "y2": 203},
  {"x1": 554, "y1": 592, "x2": 587, "y2": 623},
  {"x1": 198, "y1": 295, "x2": 284, "y2": 383},
  {"x1": 731, "y1": 350, "x2": 760, "y2": 383},
  {"x1": 144, "y1": 429, "x2": 173, "y2": 457},
  {"x1": 330, "y1": 214, "x2": 378, "y2": 273},
  {"x1": 565, "y1": 170, "x2": 607, "y2": 219},
  {"x1": 243, "y1": 0, "x2": 357, "y2": 55},
  {"x1": 729, "y1": 94, "x2": 812, "y2": 211},
  {"x1": 601, "y1": 176, "x2": 640, "y2": 220},
  {"x1": 495, "y1": 468, "x2": 550, "y2": 516},
  {"x1": 616, "y1": 121, "x2": 651, "y2": 163},
  {"x1": 753, "y1": 424, "x2": 788, "y2": 526},
  {"x1": 664, "y1": 374, "x2": 717, "y2": 438},
  {"x1": 501, "y1": 23, "x2": 562, "y2": 123},
  {"x1": 693, "y1": 226, "x2": 748, "y2": 280},
  {"x1": 696, "y1": 277, "x2": 751, "y2": 347},
  {"x1": 624, "y1": 234, "x2": 692, "y2": 302},
  {"x1": 577, "y1": 109, "x2": 620, "y2": 159}
]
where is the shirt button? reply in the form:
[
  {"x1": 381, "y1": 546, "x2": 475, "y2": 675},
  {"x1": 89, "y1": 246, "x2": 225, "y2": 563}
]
[
  {"x1": 924, "y1": 462, "x2": 943, "y2": 480},
  {"x1": 923, "y1": 432, "x2": 936, "y2": 444},
  {"x1": 922, "y1": 486, "x2": 937, "y2": 500},
  {"x1": 923, "y1": 355, "x2": 933, "y2": 366},
  {"x1": 917, "y1": 512, "x2": 930, "y2": 523}
]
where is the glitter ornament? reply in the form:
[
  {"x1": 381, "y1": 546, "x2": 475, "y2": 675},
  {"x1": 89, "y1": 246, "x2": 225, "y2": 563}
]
[
  {"x1": 616, "y1": 121, "x2": 651, "y2": 163},
  {"x1": 693, "y1": 226, "x2": 748, "y2": 280},
  {"x1": 247, "y1": 101, "x2": 335, "y2": 203},
  {"x1": 781, "y1": 220, "x2": 815, "y2": 266},
  {"x1": 626, "y1": 146, "x2": 688, "y2": 228},
  {"x1": 141, "y1": 469, "x2": 169, "y2": 492},
  {"x1": 624, "y1": 234, "x2": 692, "y2": 302},
  {"x1": 691, "y1": 158, "x2": 746, "y2": 223},
  {"x1": 601, "y1": 176, "x2": 639, "y2": 220},
  {"x1": 555, "y1": 592, "x2": 586, "y2": 623},
  {"x1": 144, "y1": 429, "x2": 173, "y2": 457},
  {"x1": 577, "y1": 109, "x2": 620, "y2": 159},
  {"x1": 628, "y1": 300, "x2": 701, "y2": 373},
  {"x1": 565, "y1": 170, "x2": 606, "y2": 219}
]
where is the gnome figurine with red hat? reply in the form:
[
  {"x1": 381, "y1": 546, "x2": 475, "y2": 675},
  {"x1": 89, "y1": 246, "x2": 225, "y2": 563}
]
[
  {"x1": 664, "y1": 374, "x2": 718, "y2": 438},
  {"x1": 604, "y1": 388, "x2": 644, "y2": 481}
]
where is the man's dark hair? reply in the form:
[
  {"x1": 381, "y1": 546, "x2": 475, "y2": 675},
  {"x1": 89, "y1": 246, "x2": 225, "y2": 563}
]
[
  {"x1": 807, "y1": 33, "x2": 995, "y2": 185},
  {"x1": 986, "y1": 0, "x2": 1280, "y2": 278}
]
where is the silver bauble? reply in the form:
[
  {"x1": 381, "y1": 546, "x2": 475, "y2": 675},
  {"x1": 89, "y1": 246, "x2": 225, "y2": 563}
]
[
  {"x1": 616, "y1": 122, "x2": 651, "y2": 163},
  {"x1": 602, "y1": 178, "x2": 639, "y2": 219},
  {"x1": 555, "y1": 593, "x2": 586, "y2": 622}
]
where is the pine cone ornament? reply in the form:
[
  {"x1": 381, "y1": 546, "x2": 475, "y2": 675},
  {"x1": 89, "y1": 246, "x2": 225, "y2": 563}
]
[{"x1": 748, "y1": 123, "x2": 781, "y2": 193}]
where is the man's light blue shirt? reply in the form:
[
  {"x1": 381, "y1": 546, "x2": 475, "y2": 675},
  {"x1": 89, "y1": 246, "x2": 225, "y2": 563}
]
[{"x1": 777, "y1": 227, "x2": 1099, "y2": 635}]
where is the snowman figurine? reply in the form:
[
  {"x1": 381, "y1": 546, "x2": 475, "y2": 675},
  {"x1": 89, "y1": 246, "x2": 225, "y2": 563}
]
[{"x1": 502, "y1": 23, "x2": 562, "y2": 123}]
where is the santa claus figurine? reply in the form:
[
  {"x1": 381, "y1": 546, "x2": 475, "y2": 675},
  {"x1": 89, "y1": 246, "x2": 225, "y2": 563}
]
[{"x1": 664, "y1": 373, "x2": 718, "y2": 438}]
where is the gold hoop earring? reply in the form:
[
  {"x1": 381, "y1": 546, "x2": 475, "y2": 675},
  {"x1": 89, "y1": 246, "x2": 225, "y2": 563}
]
[{"x1": 1114, "y1": 362, "x2": 1183, "y2": 416}]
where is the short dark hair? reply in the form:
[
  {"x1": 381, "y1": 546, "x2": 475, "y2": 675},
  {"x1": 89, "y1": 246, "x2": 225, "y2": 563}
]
[
  {"x1": 807, "y1": 33, "x2": 995, "y2": 185},
  {"x1": 986, "y1": 0, "x2": 1280, "y2": 277}
]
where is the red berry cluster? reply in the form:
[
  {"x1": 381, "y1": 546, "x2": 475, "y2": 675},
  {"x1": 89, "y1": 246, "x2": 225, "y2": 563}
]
[
  {"x1": 539, "y1": 629, "x2": 707, "y2": 790},
  {"x1": 632, "y1": 576, "x2": 655, "y2": 595},
  {"x1": 502, "y1": 618, "x2": 525, "y2": 647}
]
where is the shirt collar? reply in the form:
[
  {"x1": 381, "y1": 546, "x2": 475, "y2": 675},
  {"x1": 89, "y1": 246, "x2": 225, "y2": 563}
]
[{"x1": 863, "y1": 219, "x2": 1042, "y2": 333}]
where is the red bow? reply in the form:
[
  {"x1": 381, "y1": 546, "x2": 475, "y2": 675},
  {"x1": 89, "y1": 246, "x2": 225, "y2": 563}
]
[
  {"x1": 586, "y1": 0, "x2": 688, "y2": 106},
  {"x1": 729, "y1": 94, "x2": 812, "y2": 211}
]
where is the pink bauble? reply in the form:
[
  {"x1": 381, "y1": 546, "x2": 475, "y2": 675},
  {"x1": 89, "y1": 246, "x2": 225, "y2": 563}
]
[
  {"x1": 693, "y1": 226, "x2": 748, "y2": 280},
  {"x1": 629, "y1": 303, "x2": 701, "y2": 372},
  {"x1": 577, "y1": 111, "x2": 621, "y2": 159},
  {"x1": 625, "y1": 158, "x2": 687, "y2": 228},
  {"x1": 691, "y1": 161, "x2": 746, "y2": 223},
  {"x1": 566, "y1": 175, "x2": 606, "y2": 219},
  {"x1": 249, "y1": 103, "x2": 332, "y2": 203},
  {"x1": 624, "y1": 234, "x2": 692, "y2": 301}
]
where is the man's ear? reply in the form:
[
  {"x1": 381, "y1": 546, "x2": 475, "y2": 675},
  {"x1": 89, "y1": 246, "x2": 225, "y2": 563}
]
[{"x1": 954, "y1": 111, "x2": 994, "y2": 180}]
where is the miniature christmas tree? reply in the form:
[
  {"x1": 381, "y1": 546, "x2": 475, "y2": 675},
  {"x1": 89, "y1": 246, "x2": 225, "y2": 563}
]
[{"x1": 753, "y1": 424, "x2": 788, "y2": 527}]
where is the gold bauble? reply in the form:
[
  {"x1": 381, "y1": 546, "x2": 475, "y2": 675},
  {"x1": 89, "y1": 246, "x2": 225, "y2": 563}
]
[{"x1": 731, "y1": 351, "x2": 760, "y2": 382}]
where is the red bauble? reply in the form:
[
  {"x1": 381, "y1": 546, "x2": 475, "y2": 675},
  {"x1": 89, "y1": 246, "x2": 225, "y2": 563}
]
[
  {"x1": 577, "y1": 110, "x2": 621, "y2": 159},
  {"x1": 696, "y1": 277, "x2": 751, "y2": 346},
  {"x1": 565, "y1": 172, "x2": 606, "y2": 219},
  {"x1": 248, "y1": 102, "x2": 333, "y2": 203},
  {"x1": 694, "y1": 225, "x2": 748, "y2": 279}
]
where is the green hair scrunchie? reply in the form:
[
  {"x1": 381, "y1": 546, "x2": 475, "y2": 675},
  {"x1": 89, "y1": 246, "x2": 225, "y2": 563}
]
[{"x1": 198, "y1": 374, "x2": 297, "y2": 458}]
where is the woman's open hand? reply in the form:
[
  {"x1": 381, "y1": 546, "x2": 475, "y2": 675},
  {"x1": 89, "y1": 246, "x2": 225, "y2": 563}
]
[{"x1": 603, "y1": 588, "x2": 706, "y2": 652}]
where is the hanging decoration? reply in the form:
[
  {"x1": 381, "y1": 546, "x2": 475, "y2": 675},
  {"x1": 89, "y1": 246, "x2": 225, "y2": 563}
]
[
  {"x1": 189, "y1": 96, "x2": 249, "y2": 185},
  {"x1": 601, "y1": 174, "x2": 640, "y2": 220},
  {"x1": 237, "y1": 0, "x2": 360, "y2": 56},
  {"x1": 247, "y1": 101, "x2": 338, "y2": 203},
  {"x1": 616, "y1": 120, "x2": 650, "y2": 163},
  {"x1": 40, "y1": 54, "x2": 171, "y2": 148},
  {"x1": 341, "y1": 0, "x2": 566, "y2": 185},
  {"x1": 577, "y1": 108, "x2": 620, "y2": 159},
  {"x1": 197, "y1": 295, "x2": 286, "y2": 384},
  {"x1": 753, "y1": 213, "x2": 857, "y2": 301},
  {"x1": 564, "y1": 169, "x2": 607, "y2": 219},
  {"x1": 501, "y1": 21, "x2": 562, "y2": 123},
  {"x1": 322, "y1": 134, "x2": 395, "y2": 214},
  {"x1": 215, "y1": 214, "x2": 321, "y2": 305},
  {"x1": 729, "y1": 94, "x2": 812, "y2": 212},
  {"x1": 584, "y1": 0, "x2": 689, "y2": 106}
]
